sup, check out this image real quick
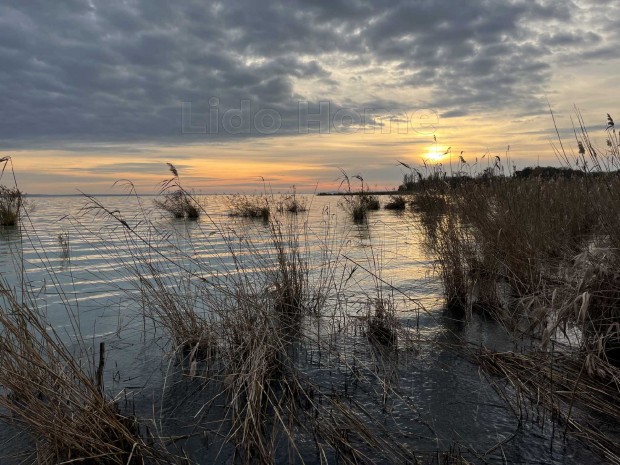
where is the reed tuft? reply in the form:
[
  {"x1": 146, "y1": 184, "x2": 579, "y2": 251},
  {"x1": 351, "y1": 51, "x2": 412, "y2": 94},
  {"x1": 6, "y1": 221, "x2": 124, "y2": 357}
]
[
  {"x1": 227, "y1": 194, "x2": 271, "y2": 219},
  {"x1": 339, "y1": 171, "x2": 380, "y2": 221},
  {"x1": 0, "y1": 284, "x2": 177, "y2": 464},
  {"x1": 0, "y1": 185, "x2": 23, "y2": 226},
  {"x1": 154, "y1": 163, "x2": 201, "y2": 220}
]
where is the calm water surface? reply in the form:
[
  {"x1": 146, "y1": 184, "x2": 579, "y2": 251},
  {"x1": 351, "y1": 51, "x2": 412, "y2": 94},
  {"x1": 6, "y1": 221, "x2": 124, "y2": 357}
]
[{"x1": 0, "y1": 194, "x2": 605, "y2": 464}]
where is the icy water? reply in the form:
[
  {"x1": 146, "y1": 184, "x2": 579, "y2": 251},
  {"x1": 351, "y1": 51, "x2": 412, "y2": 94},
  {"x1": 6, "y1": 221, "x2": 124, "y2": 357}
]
[{"x1": 0, "y1": 194, "x2": 605, "y2": 464}]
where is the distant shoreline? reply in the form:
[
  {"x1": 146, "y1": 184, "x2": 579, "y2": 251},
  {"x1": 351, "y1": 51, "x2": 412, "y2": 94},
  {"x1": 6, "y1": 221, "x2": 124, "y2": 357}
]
[
  {"x1": 316, "y1": 190, "x2": 409, "y2": 196},
  {"x1": 25, "y1": 191, "x2": 411, "y2": 197}
]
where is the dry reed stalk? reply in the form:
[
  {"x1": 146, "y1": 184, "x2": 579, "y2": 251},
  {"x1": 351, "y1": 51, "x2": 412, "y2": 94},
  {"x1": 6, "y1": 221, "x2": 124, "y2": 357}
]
[
  {"x1": 154, "y1": 163, "x2": 201, "y2": 220},
  {"x1": 82, "y1": 187, "x2": 477, "y2": 464},
  {"x1": 0, "y1": 284, "x2": 179, "y2": 464},
  {"x1": 227, "y1": 194, "x2": 271, "y2": 219},
  {"x1": 338, "y1": 170, "x2": 380, "y2": 221},
  {"x1": 0, "y1": 157, "x2": 23, "y2": 227},
  {"x1": 384, "y1": 194, "x2": 408, "y2": 211},
  {"x1": 136, "y1": 267, "x2": 217, "y2": 361},
  {"x1": 477, "y1": 347, "x2": 620, "y2": 463},
  {"x1": 275, "y1": 188, "x2": 308, "y2": 214}
]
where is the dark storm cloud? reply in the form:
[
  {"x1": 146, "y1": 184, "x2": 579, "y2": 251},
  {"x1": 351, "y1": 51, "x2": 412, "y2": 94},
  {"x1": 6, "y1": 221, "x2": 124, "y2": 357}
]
[{"x1": 0, "y1": 0, "x2": 615, "y2": 150}]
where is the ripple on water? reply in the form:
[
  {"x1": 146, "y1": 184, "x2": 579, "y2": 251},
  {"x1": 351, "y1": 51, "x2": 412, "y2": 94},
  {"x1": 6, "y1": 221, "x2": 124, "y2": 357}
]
[{"x1": 0, "y1": 195, "x2": 608, "y2": 464}]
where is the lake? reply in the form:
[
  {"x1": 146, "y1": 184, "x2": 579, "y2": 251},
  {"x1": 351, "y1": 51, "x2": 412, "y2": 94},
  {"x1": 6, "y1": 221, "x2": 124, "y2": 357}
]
[{"x1": 0, "y1": 194, "x2": 603, "y2": 464}]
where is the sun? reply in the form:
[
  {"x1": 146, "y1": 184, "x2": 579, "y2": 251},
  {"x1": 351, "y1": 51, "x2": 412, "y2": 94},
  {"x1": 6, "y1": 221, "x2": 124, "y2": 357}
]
[{"x1": 423, "y1": 145, "x2": 449, "y2": 162}]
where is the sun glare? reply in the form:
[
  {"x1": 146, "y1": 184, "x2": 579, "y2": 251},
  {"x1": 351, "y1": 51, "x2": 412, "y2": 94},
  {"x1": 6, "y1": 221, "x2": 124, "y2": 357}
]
[{"x1": 423, "y1": 146, "x2": 449, "y2": 162}]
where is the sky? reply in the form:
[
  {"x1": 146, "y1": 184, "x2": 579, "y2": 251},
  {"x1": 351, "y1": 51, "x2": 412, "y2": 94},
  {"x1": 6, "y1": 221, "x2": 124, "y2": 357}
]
[{"x1": 1, "y1": 0, "x2": 619, "y2": 194}]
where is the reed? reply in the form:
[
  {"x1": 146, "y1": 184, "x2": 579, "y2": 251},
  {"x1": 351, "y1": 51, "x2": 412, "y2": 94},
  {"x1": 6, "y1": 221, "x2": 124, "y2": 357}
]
[
  {"x1": 338, "y1": 171, "x2": 380, "y2": 221},
  {"x1": 365, "y1": 295, "x2": 398, "y2": 346},
  {"x1": 57, "y1": 231, "x2": 70, "y2": 258},
  {"x1": 275, "y1": 187, "x2": 308, "y2": 214},
  {"x1": 0, "y1": 185, "x2": 22, "y2": 227},
  {"x1": 84, "y1": 188, "x2": 459, "y2": 464},
  {"x1": 227, "y1": 194, "x2": 271, "y2": 219},
  {"x1": 153, "y1": 163, "x2": 201, "y2": 219},
  {"x1": 267, "y1": 218, "x2": 309, "y2": 318},
  {"x1": 137, "y1": 266, "x2": 216, "y2": 360},
  {"x1": 384, "y1": 194, "x2": 408, "y2": 210},
  {"x1": 413, "y1": 112, "x2": 620, "y2": 460},
  {"x1": 0, "y1": 157, "x2": 23, "y2": 227},
  {"x1": 414, "y1": 115, "x2": 620, "y2": 330},
  {"x1": 477, "y1": 348, "x2": 620, "y2": 463},
  {"x1": 419, "y1": 173, "x2": 620, "y2": 326},
  {"x1": 5, "y1": 153, "x2": 607, "y2": 463},
  {"x1": 38, "y1": 159, "x2": 611, "y2": 463},
  {"x1": 0, "y1": 283, "x2": 177, "y2": 464}
]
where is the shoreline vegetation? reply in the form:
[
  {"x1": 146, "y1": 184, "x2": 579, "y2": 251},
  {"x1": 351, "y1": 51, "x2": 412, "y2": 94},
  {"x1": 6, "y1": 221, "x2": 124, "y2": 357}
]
[
  {"x1": 0, "y1": 113, "x2": 619, "y2": 463},
  {"x1": 402, "y1": 113, "x2": 620, "y2": 461},
  {"x1": 317, "y1": 190, "x2": 405, "y2": 196}
]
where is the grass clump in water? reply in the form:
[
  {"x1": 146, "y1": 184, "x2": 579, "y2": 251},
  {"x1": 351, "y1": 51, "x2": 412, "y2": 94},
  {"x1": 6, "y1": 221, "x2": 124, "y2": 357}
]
[
  {"x1": 0, "y1": 185, "x2": 23, "y2": 226},
  {"x1": 0, "y1": 157, "x2": 22, "y2": 227},
  {"x1": 154, "y1": 163, "x2": 201, "y2": 220},
  {"x1": 339, "y1": 170, "x2": 380, "y2": 221},
  {"x1": 154, "y1": 190, "x2": 200, "y2": 219},
  {"x1": 227, "y1": 194, "x2": 271, "y2": 219},
  {"x1": 365, "y1": 295, "x2": 398, "y2": 346},
  {"x1": 384, "y1": 194, "x2": 408, "y2": 210},
  {"x1": 267, "y1": 218, "x2": 309, "y2": 318},
  {"x1": 276, "y1": 187, "x2": 308, "y2": 214}
]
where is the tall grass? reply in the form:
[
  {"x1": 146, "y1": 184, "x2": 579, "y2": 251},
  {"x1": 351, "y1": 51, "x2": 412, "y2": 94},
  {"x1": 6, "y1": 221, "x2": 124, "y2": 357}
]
[
  {"x1": 412, "y1": 112, "x2": 620, "y2": 461},
  {"x1": 414, "y1": 115, "x2": 620, "y2": 329},
  {"x1": 275, "y1": 187, "x2": 308, "y2": 214},
  {"x1": 0, "y1": 282, "x2": 178, "y2": 464},
  {"x1": 57, "y1": 231, "x2": 70, "y2": 258},
  {"x1": 227, "y1": 194, "x2": 271, "y2": 219},
  {"x1": 153, "y1": 163, "x2": 201, "y2": 219},
  {"x1": 384, "y1": 194, "x2": 408, "y2": 210},
  {"x1": 0, "y1": 157, "x2": 23, "y2": 227},
  {"x1": 84, "y1": 187, "x2": 459, "y2": 464},
  {"x1": 477, "y1": 348, "x2": 620, "y2": 463},
  {"x1": 4, "y1": 154, "x2": 604, "y2": 463},
  {"x1": 0, "y1": 185, "x2": 23, "y2": 226},
  {"x1": 338, "y1": 171, "x2": 380, "y2": 221}
]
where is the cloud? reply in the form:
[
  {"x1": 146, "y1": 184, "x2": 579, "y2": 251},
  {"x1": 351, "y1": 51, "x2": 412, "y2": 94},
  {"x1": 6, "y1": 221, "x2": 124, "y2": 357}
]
[
  {"x1": 66, "y1": 161, "x2": 194, "y2": 175},
  {"x1": 0, "y1": 0, "x2": 618, "y2": 151}
]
